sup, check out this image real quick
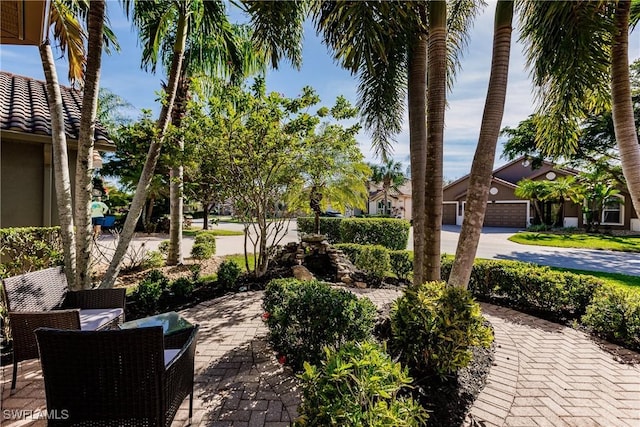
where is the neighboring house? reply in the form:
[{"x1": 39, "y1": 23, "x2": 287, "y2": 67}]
[
  {"x1": 367, "y1": 180, "x2": 412, "y2": 220},
  {"x1": 442, "y1": 156, "x2": 639, "y2": 231},
  {"x1": 0, "y1": 71, "x2": 114, "y2": 228}
]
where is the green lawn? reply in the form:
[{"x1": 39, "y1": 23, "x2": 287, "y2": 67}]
[
  {"x1": 222, "y1": 253, "x2": 256, "y2": 273},
  {"x1": 508, "y1": 232, "x2": 640, "y2": 252},
  {"x1": 548, "y1": 267, "x2": 640, "y2": 292},
  {"x1": 183, "y1": 228, "x2": 244, "y2": 237}
]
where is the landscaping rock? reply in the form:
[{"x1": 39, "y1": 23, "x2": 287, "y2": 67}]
[{"x1": 292, "y1": 265, "x2": 315, "y2": 281}]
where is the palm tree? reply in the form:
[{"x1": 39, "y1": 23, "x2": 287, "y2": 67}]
[
  {"x1": 518, "y1": 1, "x2": 640, "y2": 229},
  {"x1": 74, "y1": 0, "x2": 105, "y2": 288},
  {"x1": 369, "y1": 160, "x2": 406, "y2": 216},
  {"x1": 101, "y1": 0, "x2": 234, "y2": 286},
  {"x1": 514, "y1": 179, "x2": 547, "y2": 225},
  {"x1": 448, "y1": 0, "x2": 514, "y2": 288}
]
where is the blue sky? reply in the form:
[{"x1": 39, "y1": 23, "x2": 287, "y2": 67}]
[{"x1": 1, "y1": 2, "x2": 638, "y2": 180}]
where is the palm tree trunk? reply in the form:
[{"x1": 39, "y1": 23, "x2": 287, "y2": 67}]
[
  {"x1": 611, "y1": 1, "x2": 640, "y2": 221},
  {"x1": 167, "y1": 75, "x2": 189, "y2": 265},
  {"x1": 202, "y1": 201, "x2": 210, "y2": 230},
  {"x1": 39, "y1": 41, "x2": 76, "y2": 288},
  {"x1": 423, "y1": 0, "x2": 447, "y2": 282},
  {"x1": 101, "y1": 13, "x2": 189, "y2": 288},
  {"x1": 75, "y1": 0, "x2": 105, "y2": 289},
  {"x1": 408, "y1": 22, "x2": 428, "y2": 286},
  {"x1": 448, "y1": 1, "x2": 513, "y2": 289}
]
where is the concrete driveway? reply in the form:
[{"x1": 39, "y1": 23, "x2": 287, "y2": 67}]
[{"x1": 127, "y1": 221, "x2": 640, "y2": 276}]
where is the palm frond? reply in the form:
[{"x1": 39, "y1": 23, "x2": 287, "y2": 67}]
[
  {"x1": 518, "y1": 0, "x2": 615, "y2": 155},
  {"x1": 356, "y1": 43, "x2": 408, "y2": 160},
  {"x1": 49, "y1": 0, "x2": 87, "y2": 85},
  {"x1": 241, "y1": 0, "x2": 307, "y2": 69},
  {"x1": 133, "y1": 0, "x2": 176, "y2": 73},
  {"x1": 446, "y1": 0, "x2": 485, "y2": 90}
]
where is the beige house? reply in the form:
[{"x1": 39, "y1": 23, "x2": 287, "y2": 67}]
[
  {"x1": 0, "y1": 72, "x2": 114, "y2": 228},
  {"x1": 443, "y1": 156, "x2": 639, "y2": 230},
  {"x1": 367, "y1": 180, "x2": 412, "y2": 220}
]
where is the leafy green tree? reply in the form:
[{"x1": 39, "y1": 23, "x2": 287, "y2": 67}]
[
  {"x1": 101, "y1": 112, "x2": 170, "y2": 230},
  {"x1": 369, "y1": 160, "x2": 406, "y2": 216},
  {"x1": 575, "y1": 170, "x2": 622, "y2": 233},
  {"x1": 204, "y1": 79, "x2": 322, "y2": 277},
  {"x1": 514, "y1": 179, "x2": 548, "y2": 226}
]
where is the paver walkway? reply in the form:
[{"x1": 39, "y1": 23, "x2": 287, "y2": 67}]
[{"x1": 2, "y1": 289, "x2": 639, "y2": 426}]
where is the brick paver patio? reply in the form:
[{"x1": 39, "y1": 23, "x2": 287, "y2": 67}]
[{"x1": 2, "y1": 289, "x2": 638, "y2": 426}]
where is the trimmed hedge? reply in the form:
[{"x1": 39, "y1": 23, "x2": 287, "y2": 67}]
[
  {"x1": 0, "y1": 227, "x2": 63, "y2": 278},
  {"x1": 440, "y1": 256, "x2": 601, "y2": 317},
  {"x1": 440, "y1": 255, "x2": 640, "y2": 351},
  {"x1": 297, "y1": 217, "x2": 410, "y2": 249},
  {"x1": 340, "y1": 218, "x2": 410, "y2": 250},
  {"x1": 297, "y1": 217, "x2": 342, "y2": 243}
]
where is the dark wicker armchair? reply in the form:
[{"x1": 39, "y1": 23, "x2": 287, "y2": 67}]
[
  {"x1": 2, "y1": 266, "x2": 126, "y2": 390},
  {"x1": 36, "y1": 325, "x2": 199, "y2": 427}
]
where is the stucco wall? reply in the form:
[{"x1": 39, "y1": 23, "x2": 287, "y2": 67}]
[{"x1": 1, "y1": 138, "x2": 77, "y2": 228}]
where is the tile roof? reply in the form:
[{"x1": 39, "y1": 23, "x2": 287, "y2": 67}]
[{"x1": 0, "y1": 71, "x2": 112, "y2": 145}]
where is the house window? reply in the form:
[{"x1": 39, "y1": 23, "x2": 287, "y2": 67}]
[
  {"x1": 602, "y1": 196, "x2": 623, "y2": 225},
  {"x1": 377, "y1": 201, "x2": 391, "y2": 212}
]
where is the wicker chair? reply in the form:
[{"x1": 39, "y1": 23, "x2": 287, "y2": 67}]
[
  {"x1": 2, "y1": 266, "x2": 126, "y2": 390},
  {"x1": 35, "y1": 325, "x2": 199, "y2": 427}
]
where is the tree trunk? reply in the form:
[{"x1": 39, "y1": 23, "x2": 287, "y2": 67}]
[
  {"x1": 611, "y1": 1, "x2": 640, "y2": 221},
  {"x1": 407, "y1": 23, "x2": 428, "y2": 286},
  {"x1": 423, "y1": 0, "x2": 447, "y2": 282},
  {"x1": 202, "y1": 201, "x2": 209, "y2": 230},
  {"x1": 167, "y1": 75, "x2": 189, "y2": 265},
  {"x1": 100, "y1": 13, "x2": 189, "y2": 288},
  {"x1": 75, "y1": 0, "x2": 105, "y2": 289},
  {"x1": 448, "y1": 1, "x2": 513, "y2": 289},
  {"x1": 39, "y1": 41, "x2": 77, "y2": 288}
]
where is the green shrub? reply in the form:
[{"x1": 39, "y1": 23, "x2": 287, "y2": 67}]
[
  {"x1": 582, "y1": 285, "x2": 640, "y2": 350},
  {"x1": 333, "y1": 243, "x2": 363, "y2": 263},
  {"x1": 297, "y1": 217, "x2": 343, "y2": 243},
  {"x1": 0, "y1": 227, "x2": 63, "y2": 278},
  {"x1": 355, "y1": 245, "x2": 391, "y2": 280},
  {"x1": 191, "y1": 243, "x2": 215, "y2": 260},
  {"x1": 390, "y1": 281, "x2": 493, "y2": 377},
  {"x1": 340, "y1": 218, "x2": 410, "y2": 250},
  {"x1": 263, "y1": 279, "x2": 377, "y2": 371},
  {"x1": 191, "y1": 232, "x2": 216, "y2": 259},
  {"x1": 141, "y1": 250, "x2": 165, "y2": 269},
  {"x1": 217, "y1": 260, "x2": 242, "y2": 289},
  {"x1": 133, "y1": 269, "x2": 170, "y2": 312},
  {"x1": 295, "y1": 341, "x2": 428, "y2": 427},
  {"x1": 171, "y1": 277, "x2": 196, "y2": 298},
  {"x1": 389, "y1": 250, "x2": 413, "y2": 280},
  {"x1": 158, "y1": 240, "x2": 170, "y2": 255}
]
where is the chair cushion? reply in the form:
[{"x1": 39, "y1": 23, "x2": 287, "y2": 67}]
[
  {"x1": 79, "y1": 308, "x2": 124, "y2": 331},
  {"x1": 164, "y1": 349, "x2": 181, "y2": 367}
]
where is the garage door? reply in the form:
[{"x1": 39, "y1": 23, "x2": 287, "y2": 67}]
[
  {"x1": 442, "y1": 204, "x2": 457, "y2": 225},
  {"x1": 483, "y1": 203, "x2": 527, "y2": 228}
]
